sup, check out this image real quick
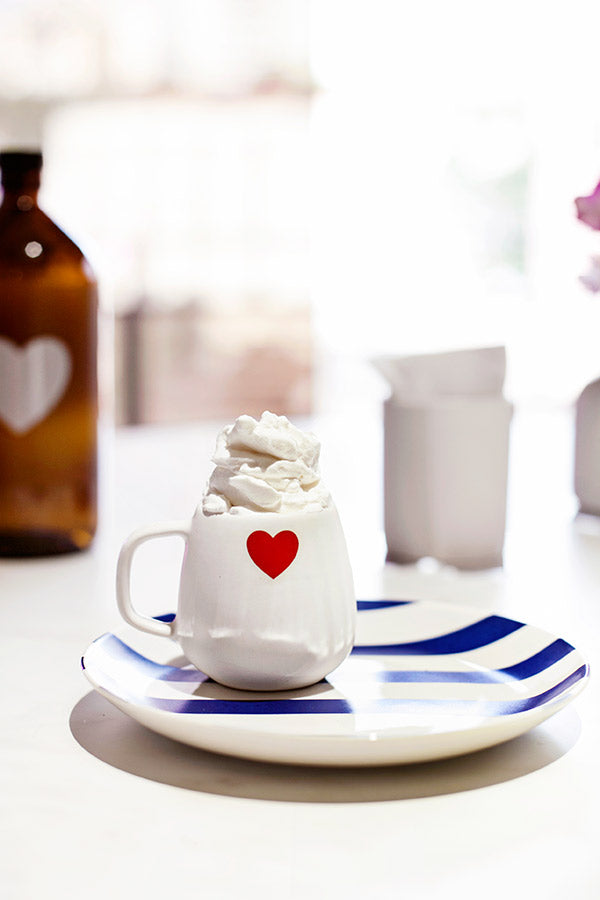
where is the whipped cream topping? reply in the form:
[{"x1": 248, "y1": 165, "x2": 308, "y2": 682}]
[{"x1": 202, "y1": 412, "x2": 331, "y2": 515}]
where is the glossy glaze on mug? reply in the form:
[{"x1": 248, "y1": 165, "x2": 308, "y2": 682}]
[{"x1": 117, "y1": 503, "x2": 356, "y2": 691}]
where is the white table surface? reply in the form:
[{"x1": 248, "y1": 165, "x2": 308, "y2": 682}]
[{"x1": 2, "y1": 403, "x2": 599, "y2": 899}]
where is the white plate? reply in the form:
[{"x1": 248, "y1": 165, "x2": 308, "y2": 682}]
[{"x1": 82, "y1": 600, "x2": 589, "y2": 767}]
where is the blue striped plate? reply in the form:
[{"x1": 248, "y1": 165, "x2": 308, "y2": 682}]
[{"x1": 81, "y1": 600, "x2": 589, "y2": 766}]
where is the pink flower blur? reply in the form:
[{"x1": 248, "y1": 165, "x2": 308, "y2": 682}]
[{"x1": 575, "y1": 181, "x2": 600, "y2": 230}]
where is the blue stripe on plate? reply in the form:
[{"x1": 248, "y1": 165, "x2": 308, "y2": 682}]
[
  {"x1": 490, "y1": 665, "x2": 588, "y2": 714},
  {"x1": 143, "y1": 665, "x2": 587, "y2": 716},
  {"x1": 379, "y1": 638, "x2": 575, "y2": 684},
  {"x1": 351, "y1": 615, "x2": 524, "y2": 656},
  {"x1": 91, "y1": 634, "x2": 210, "y2": 683},
  {"x1": 499, "y1": 638, "x2": 574, "y2": 679},
  {"x1": 93, "y1": 631, "x2": 575, "y2": 689}
]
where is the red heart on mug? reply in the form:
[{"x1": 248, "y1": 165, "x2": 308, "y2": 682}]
[{"x1": 246, "y1": 530, "x2": 299, "y2": 579}]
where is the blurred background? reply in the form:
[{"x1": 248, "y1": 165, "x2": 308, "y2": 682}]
[{"x1": 2, "y1": 0, "x2": 600, "y2": 425}]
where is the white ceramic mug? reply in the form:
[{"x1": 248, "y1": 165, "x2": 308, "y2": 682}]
[{"x1": 116, "y1": 503, "x2": 356, "y2": 691}]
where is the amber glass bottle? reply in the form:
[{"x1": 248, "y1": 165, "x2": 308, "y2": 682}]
[{"x1": 0, "y1": 150, "x2": 97, "y2": 555}]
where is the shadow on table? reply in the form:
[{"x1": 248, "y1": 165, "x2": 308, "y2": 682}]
[{"x1": 70, "y1": 691, "x2": 581, "y2": 803}]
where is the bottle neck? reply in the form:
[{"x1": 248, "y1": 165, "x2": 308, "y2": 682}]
[
  {"x1": 0, "y1": 186, "x2": 40, "y2": 211},
  {"x1": 0, "y1": 151, "x2": 43, "y2": 210},
  {"x1": 1, "y1": 160, "x2": 42, "y2": 210}
]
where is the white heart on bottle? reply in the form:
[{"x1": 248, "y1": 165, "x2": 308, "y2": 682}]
[{"x1": 0, "y1": 336, "x2": 72, "y2": 434}]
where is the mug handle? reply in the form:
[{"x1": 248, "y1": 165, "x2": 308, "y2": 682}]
[{"x1": 116, "y1": 520, "x2": 191, "y2": 638}]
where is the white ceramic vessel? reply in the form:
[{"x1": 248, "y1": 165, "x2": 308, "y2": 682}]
[
  {"x1": 383, "y1": 395, "x2": 513, "y2": 569},
  {"x1": 116, "y1": 503, "x2": 356, "y2": 691}
]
